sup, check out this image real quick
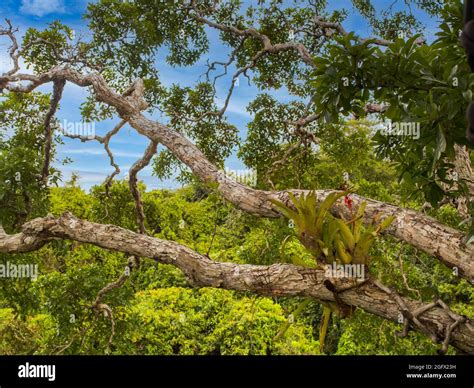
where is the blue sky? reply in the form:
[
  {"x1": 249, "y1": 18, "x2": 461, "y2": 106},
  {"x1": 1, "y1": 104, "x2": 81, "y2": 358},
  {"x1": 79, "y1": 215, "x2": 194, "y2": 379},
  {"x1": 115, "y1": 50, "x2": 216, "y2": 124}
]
[{"x1": 0, "y1": 0, "x2": 438, "y2": 191}]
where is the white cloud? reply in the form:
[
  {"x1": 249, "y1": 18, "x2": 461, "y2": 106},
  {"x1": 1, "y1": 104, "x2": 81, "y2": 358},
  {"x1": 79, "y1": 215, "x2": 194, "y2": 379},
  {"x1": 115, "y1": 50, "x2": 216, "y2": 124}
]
[
  {"x1": 59, "y1": 147, "x2": 145, "y2": 159},
  {"x1": 0, "y1": 51, "x2": 12, "y2": 74},
  {"x1": 215, "y1": 97, "x2": 251, "y2": 119},
  {"x1": 0, "y1": 51, "x2": 33, "y2": 76},
  {"x1": 20, "y1": 0, "x2": 65, "y2": 17}
]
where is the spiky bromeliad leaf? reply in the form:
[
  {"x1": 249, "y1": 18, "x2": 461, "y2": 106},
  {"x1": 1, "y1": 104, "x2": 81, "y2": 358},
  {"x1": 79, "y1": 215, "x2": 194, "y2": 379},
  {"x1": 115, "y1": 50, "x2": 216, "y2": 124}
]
[
  {"x1": 270, "y1": 197, "x2": 299, "y2": 221},
  {"x1": 291, "y1": 192, "x2": 319, "y2": 238},
  {"x1": 279, "y1": 235, "x2": 315, "y2": 267},
  {"x1": 335, "y1": 239, "x2": 353, "y2": 264},
  {"x1": 321, "y1": 216, "x2": 339, "y2": 261},
  {"x1": 273, "y1": 193, "x2": 395, "y2": 354},
  {"x1": 271, "y1": 191, "x2": 349, "y2": 261},
  {"x1": 271, "y1": 191, "x2": 326, "y2": 258},
  {"x1": 274, "y1": 299, "x2": 312, "y2": 342},
  {"x1": 352, "y1": 215, "x2": 396, "y2": 264},
  {"x1": 377, "y1": 215, "x2": 396, "y2": 232},
  {"x1": 319, "y1": 305, "x2": 332, "y2": 353},
  {"x1": 336, "y1": 219, "x2": 356, "y2": 252},
  {"x1": 315, "y1": 191, "x2": 348, "y2": 236},
  {"x1": 352, "y1": 202, "x2": 367, "y2": 243}
]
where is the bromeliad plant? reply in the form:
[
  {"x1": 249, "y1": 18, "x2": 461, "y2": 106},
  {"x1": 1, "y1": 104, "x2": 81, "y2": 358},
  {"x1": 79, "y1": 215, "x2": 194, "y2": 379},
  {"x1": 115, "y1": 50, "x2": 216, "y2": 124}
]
[
  {"x1": 271, "y1": 191, "x2": 395, "y2": 266},
  {"x1": 271, "y1": 191, "x2": 395, "y2": 352}
]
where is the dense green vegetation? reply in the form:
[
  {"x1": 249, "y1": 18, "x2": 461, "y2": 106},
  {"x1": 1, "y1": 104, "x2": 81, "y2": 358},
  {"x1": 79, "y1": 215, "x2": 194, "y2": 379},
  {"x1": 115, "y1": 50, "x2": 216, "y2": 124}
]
[
  {"x1": 1, "y1": 121, "x2": 471, "y2": 355},
  {"x1": 0, "y1": 0, "x2": 473, "y2": 355}
]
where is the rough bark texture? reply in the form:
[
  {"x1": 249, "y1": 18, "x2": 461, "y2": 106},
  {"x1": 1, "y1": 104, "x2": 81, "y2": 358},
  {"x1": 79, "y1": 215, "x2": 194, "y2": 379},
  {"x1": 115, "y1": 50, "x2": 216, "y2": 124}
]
[
  {"x1": 0, "y1": 67, "x2": 472, "y2": 283},
  {"x1": 1, "y1": 66, "x2": 474, "y2": 353},
  {"x1": 454, "y1": 144, "x2": 474, "y2": 196},
  {"x1": 0, "y1": 212, "x2": 473, "y2": 354},
  {"x1": 450, "y1": 145, "x2": 474, "y2": 218},
  {"x1": 129, "y1": 113, "x2": 474, "y2": 283}
]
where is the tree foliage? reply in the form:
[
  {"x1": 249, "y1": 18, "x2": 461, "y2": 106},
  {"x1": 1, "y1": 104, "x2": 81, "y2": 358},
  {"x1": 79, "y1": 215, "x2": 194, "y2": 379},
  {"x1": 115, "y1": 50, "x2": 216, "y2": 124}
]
[{"x1": 0, "y1": 0, "x2": 472, "y2": 355}]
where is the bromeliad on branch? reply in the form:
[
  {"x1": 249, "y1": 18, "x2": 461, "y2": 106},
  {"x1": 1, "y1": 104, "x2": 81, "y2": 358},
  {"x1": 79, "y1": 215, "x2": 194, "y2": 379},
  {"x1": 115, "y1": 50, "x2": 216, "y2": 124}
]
[
  {"x1": 271, "y1": 191, "x2": 395, "y2": 267},
  {"x1": 271, "y1": 191, "x2": 395, "y2": 352}
]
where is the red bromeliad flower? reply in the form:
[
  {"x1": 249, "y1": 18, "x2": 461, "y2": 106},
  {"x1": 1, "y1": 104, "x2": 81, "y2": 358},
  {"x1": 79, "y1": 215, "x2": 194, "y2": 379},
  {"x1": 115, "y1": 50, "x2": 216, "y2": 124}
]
[{"x1": 344, "y1": 195, "x2": 353, "y2": 212}]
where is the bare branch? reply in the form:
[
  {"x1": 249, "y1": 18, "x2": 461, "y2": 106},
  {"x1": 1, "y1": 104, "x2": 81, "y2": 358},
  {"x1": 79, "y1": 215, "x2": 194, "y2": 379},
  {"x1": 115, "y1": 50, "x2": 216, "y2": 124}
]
[
  {"x1": 102, "y1": 121, "x2": 126, "y2": 194},
  {"x1": 266, "y1": 140, "x2": 302, "y2": 189},
  {"x1": 312, "y1": 16, "x2": 425, "y2": 46},
  {"x1": 0, "y1": 19, "x2": 21, "y2": 76},
  {"x1": 129, "y1": 140, "x2": 158, "y2": 234},
  {"x1": 189, "y1": 4, "x2": 316, "y2": 67},
  {"x1": 62, "y1": 120, "x2": 127, "y2": 193},
  {"x1": 90, "y1": 139, "x2": 158, "y2": 347},
  {"x1": 364, "y1": 103, "x2": 389, "y2": 113},
  {"x1": 397, "y1": 247, "x2": 422, "y2": 300},
  {"x1": 91, "y1": 255, "x2": 136, "y2": 352}
]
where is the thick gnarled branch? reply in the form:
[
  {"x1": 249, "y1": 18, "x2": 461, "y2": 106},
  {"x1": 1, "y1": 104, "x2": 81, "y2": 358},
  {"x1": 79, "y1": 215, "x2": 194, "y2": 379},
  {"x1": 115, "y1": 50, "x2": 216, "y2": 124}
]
[
  {"x1": 0, "y1": 212, "x2": 473, "y2": 354},
  {"x1": 0, "y1": 65, "x2": 471, "y2": 283},
  {"x1": 128, "y1": 114, "x2": 474, "y2": 283}
]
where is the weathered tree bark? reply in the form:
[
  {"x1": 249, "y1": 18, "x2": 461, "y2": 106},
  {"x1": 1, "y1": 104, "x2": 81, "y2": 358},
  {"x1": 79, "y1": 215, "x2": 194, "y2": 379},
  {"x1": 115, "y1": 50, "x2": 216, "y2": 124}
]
[
  {"x1": 0, "y1": 67, "x2": 472, "y2": 283},
  {"x1": 0, "y1": 212, "x2": 473, "y2": 353},
  {"x1": 439, "y1": 145, "x2": 474, "y2": 218},
  {"x1": 452, "y1": 144, "x2": 474, "y2": 218},
  {"x1": 128, "y1": 114, "x2": 474, "y2": 283},
  {"x1": 454, "y1": 145, "x2": 474, "y2": 193},
  {"x1": 1, "y1": 13, "x2": 473, "y2": 357}
]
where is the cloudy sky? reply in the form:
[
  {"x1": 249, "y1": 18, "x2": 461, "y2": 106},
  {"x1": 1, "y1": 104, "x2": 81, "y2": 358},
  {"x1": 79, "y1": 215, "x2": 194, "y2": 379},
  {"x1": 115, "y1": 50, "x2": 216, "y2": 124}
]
[{"x1": 0, "y1": 0, "x2": 437, "y2": 191}]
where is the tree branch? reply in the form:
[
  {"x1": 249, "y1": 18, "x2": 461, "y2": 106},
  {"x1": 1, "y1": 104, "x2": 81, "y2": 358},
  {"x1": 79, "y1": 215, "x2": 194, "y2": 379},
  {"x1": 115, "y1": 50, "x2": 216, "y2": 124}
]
[
  {"x1": 61, "y1": 119, "x2": 127, "y2": 194},
  {"x1": 129, "y1": 140, "x2": 158, "y2": 234},
  {"x1": 189, "y1": 4, "x2": 316, "y2": 67},
  {"x1": 0, "y1": 65, "x2": 471, "y2": 282},
  {"x1": 0, "y1": 212, "x2": 472, "y2": 353},
  {"x1": 41, "y1": 78, "x2": 66, "y2": 185}
]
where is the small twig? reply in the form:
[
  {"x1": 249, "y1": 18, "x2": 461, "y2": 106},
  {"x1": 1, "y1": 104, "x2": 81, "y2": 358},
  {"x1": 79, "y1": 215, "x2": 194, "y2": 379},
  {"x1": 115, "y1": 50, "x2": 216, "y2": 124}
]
[
  {"x1": 91, "y1": 256, "x2": 135, "y2": 353},
  {"x1": 129, "y1": 140, "x2": 158, "y2": 234},
  {"x1": 397, "y1": 246, "x2": 422, "y2": 300}
]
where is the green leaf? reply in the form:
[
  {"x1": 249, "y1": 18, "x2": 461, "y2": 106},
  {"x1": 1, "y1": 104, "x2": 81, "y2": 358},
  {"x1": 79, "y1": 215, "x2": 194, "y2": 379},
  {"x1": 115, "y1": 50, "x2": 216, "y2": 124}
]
[{"x1": 432, "y1": 128, "x2": 446, "y2": 168}]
